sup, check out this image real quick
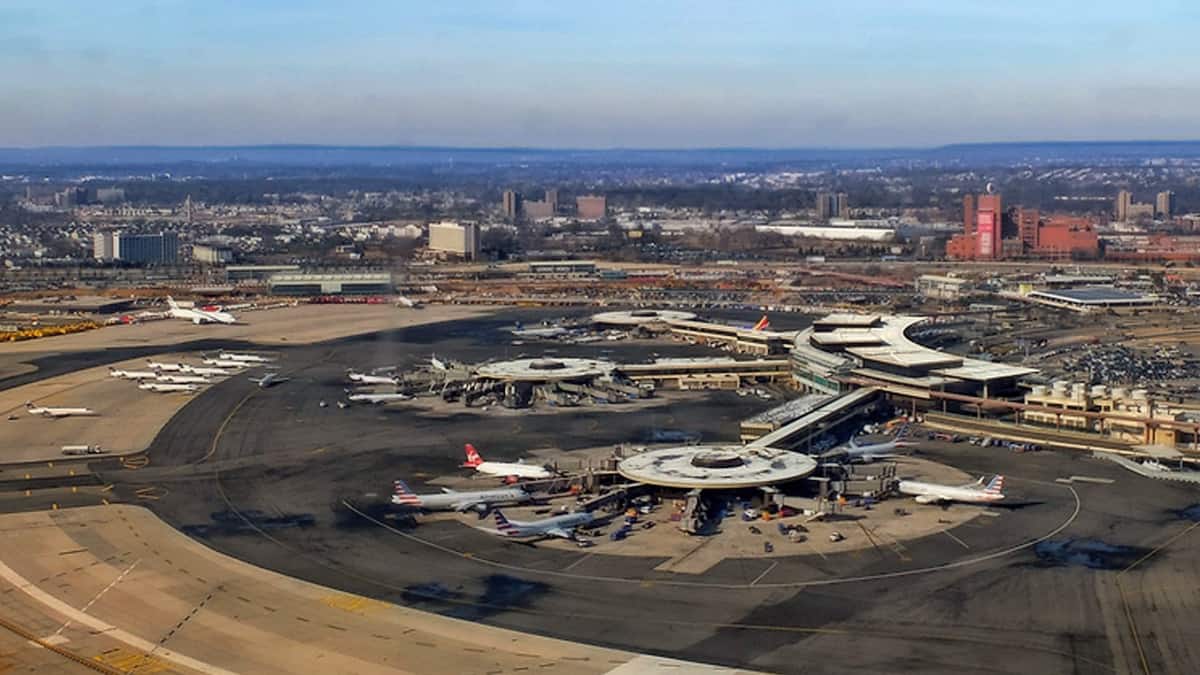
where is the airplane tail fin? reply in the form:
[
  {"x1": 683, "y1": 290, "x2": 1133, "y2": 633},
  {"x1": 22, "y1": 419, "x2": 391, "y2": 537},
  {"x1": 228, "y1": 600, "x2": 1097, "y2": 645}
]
[
  {"x1": 493, "y1": 509, "x2": 517, "y2": 535},
  {"x1": 983, "y1": 475, "x2": 1005, "y2": 496},
  {"x1": 463, "y1": 444, "x2": 483, "y2": 467},
  {"x1": 753, "y1": 315, "x2": 770, "y2": 331},
  {"x1": 166, "y1": 296, "x2": 178, "y2": 309},
  {"x1": 392, "y1": 479, "x2": 421, "y2": 505}
]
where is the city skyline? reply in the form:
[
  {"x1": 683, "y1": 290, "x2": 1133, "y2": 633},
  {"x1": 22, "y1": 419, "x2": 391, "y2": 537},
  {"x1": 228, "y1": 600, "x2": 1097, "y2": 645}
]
[{"x1": 4, "y1": 1, "x2": 1200, "y2": 148}]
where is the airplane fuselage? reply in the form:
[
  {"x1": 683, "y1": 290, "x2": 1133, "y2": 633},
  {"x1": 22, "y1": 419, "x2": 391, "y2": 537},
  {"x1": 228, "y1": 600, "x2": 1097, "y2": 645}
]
[
  {"x1": 897, "y1": 480, "x2": 1005, "y2": 504},
  {"x1": 473, "y1": 461, "x2": 552, "y2": 479},
  {"x1": 393, "y1": 487, "x2": 529, "y2": 512}
]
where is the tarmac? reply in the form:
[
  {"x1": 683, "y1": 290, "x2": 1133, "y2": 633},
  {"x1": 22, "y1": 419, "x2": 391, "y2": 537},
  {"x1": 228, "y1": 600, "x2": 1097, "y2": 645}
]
[{"x1": 2, "y1": 307, "x2": 1200, "y2": 673}]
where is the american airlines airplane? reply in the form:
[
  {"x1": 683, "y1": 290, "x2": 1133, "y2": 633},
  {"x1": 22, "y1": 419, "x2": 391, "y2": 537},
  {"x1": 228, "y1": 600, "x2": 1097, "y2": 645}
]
[
  {"x1": 166, "y1": 297, "x2": 237, "y2": 324},
  {"x1": 347, "y1": 392, "x2": 412, "y2": 404},
  {"x1": 146, "y1": 360, "x2": 185, "y2": 372},
  {"x1": 156, "y1": 374, "x2": 211, "y2": 385},
  {"x1": 898, "y1": 475, "x2": 1006, "y2": 505},
  {"x1": 139, "y1": 382, "x2": 200, "y2": 393},
  {"x1": 462, "y1": 444, "x2": 553, "y2": 480},
  {"x1": 483, "y1": 508, "x2": 596, "y2": 541},
  {"x1": 347, "y1": 370, "x2": 398, "y2": 386},
  {"x1": 391, "y1": 480, "x2": 530, "y2": 513},
  {"x1": 823, "y1": 425, "x2": 915, "y2": 463},
  {"x1": 25, "y1": 402, "x2": 97, "y2": 418},
  {"x1": 218, "y1": 352, "x2": 274, "y2": 364},
  {"x1": 249, "y1": 372, "x2": 290, "y2": 388},
  {"x1": 109, "y1": 367, "x2": 159, "y2": 380}
]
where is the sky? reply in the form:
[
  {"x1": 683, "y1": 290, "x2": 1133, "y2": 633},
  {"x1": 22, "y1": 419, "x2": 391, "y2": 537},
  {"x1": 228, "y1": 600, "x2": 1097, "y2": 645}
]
[{"x1": 3, "y1": 1, "x2": 1200, "y2": 148}]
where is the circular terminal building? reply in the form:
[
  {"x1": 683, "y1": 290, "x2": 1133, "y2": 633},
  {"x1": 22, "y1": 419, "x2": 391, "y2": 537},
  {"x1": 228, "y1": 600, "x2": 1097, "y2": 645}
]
[
  {"x1": 618, "y1": 444, "x2": 817, "y2": 489},
  {"x1": 475, "y1": 357, "x2": 616, "y2": 383},
  {"x1": 591, "y1": 309, "x2": 697, "y2": 328}
]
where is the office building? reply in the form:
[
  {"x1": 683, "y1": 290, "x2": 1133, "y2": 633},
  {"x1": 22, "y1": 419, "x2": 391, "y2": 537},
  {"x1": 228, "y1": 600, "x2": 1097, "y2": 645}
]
[
  {"x1": 975, "y1": 194, "x2": 1002, "y2": 260},
  {"x1": 92, "y1": 231, "x2": 117, "y2": 262},
  {"x1": 428, "y1": 221, "x2": 481, "y2": 260},
  {"x1": 96, "y1": 187, "x2": 126, "y2": 204},
  {"x1": 522, "y1": 189, "x2": 558, "y2": 220},
  {"x1": 55, "y1": 187, "x2": 87, "y2": 208},
  {"x1": 1115, "y1": 190, "x2": 1133, "y2": 221},
  {"x1": 115, "y1": 232, "x2": 179, "y2": 265},
  {"x1": 816, "y1": 191, "x2": 850, "y2": 220},
  {"x1": 576, "y1": 195, "x2": 607, "y2": 220},
  {"x1": 962, "y1": 194, "x2": 976, "y2": 235},
  {"x1": 193, "y1": 242, "x2": 234, "y2": 265},
  {"x1": 502, "y1": 190, "x2": 522, "y2": 221},
  {"x1": 1156, "y1": 191, "x2": 1176, "y2": 219}
]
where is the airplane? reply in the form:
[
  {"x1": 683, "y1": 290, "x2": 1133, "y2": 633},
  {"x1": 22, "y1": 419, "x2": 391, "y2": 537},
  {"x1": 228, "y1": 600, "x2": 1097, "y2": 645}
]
[
  {"x1": 391, "y1": 479, "x2": 530, "y2": 513},
  {"x1": 510, "y1": 321, "x2": 569, "y2": 339},
  {"x1": 166, "y1": 297, "x2": 237, "y2": 325},
  {"x1": 897, "y1": 475, "x2": 1006, "y2": 505},
  {"x1": 139, "y1": 382, "x2": 200, "y2": 393},
  {"x1": 752, "y1": 315, "x2": 770, "y2": 331},
  {"x1": 347, "y1": 370, "x2": 398, "y2": 386},
  {"x1": 822, "y1": 425, "x2": 915, "y2": 463},
  {"x1": 347, "y1": 392, "x2": 412, "y2": 404},
  {"x1": 25, "y1": 402, "x2": 97, "y2": 418},
  {"x1": 481, "y1": 508, "x2": 597, "y2": 541},
  {"x1": 249, "y1": 372, "x2": 290, "y2": 388},
  {"x1": 108, "y1": 367, "x2": 159, "y2": 380},
  {"x1": 156, "y1": 374, "x2": 211, "y2": 385},
  {"x1": 179, "y1": 365, "x2": 234, "y2": 376},
  {"x1": 218, "y1": 352, "x2": 273, "y2": 364},
  {"x1": 146, "y1": 360, "x2": 185, "y2": 372},
  {"x1": 461, "y1": 444, "x2": 553, "y2": 480},
  {"x1": 396, "y1": 296, "x2": 421, "y2": 308},
  {"x1": 202, "y1": 358, "x2": 248, "y2": 368},
  {"x1": 430, "y1": 354, "x2": 447, "y2": 371}
]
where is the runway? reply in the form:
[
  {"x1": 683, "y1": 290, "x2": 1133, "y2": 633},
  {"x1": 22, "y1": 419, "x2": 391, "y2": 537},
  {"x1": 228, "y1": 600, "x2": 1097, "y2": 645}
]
[{"x1": 5, "y1": 308, "x2": 1200, "y2": 673}]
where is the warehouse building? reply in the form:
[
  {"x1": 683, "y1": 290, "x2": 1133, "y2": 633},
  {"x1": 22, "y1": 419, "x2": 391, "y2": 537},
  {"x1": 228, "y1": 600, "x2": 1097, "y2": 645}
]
[{"x1": 267, "y1": 272, "x2": 394, "y2": 296}]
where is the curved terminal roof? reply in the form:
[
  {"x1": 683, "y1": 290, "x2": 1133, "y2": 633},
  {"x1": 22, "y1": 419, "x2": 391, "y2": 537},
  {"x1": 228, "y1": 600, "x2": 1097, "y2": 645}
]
[
  {"x1": 591, "y1": 309, "x2": 697, "y2": 326},
  {"x1": 618, "y1": 444, "x2": 817, "y2": 489},
  {"x1": 476, "y1": 357, "x2": 615, "y2": 382}
]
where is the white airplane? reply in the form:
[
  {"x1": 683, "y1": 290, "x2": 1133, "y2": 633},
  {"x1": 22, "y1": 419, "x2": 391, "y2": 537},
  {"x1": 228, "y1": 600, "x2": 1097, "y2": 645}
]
[
  {"x1": 25, "y1": 402, "x2": 97, "y2": 418},
  {"x1": 146, "y1": 360, "x2": 184, "y2": 372},
  {"x1": 482, "y1": 508, "x2": 597, "y2": 541},
  {"x1": 347, "y1": 370, "x2": 398, "y2": 386},
  {"x1": 108, "y1": 367, "x2": 159, "y2": 380},
  {"x1": 391, "y1": 480, "x2": 530, "y2": 513},
  {"x1": 823, "y1": 425, "x2": 915, "y2": 463},
  {"x1": 249, "y1": 372, "x2": 290, "y2": 388},
  {"x1": 179, "y1": 365, "x2": 234, "y2": 376},
  {"x1": 166, "y1": 297, "x2": 237, "y2": 325},
  {"x1": 139, "y1": 382, "x2": 200, "y2": 393},
  {"x1": 157, "y1": 374, "x2": 210, "y2": 384},
  {"x1": 202, "y1": 358, "x2": 247, "y2": 368},
  {"x1": 430, "y1": 354, "x2": 447, "y2": 371},
  {"x1": 347, "y1": 392, "x2": 412, "y2": 404},
  {"x1": 461, "y1": 444, "x2": 553, "y2": 480},
  {"x1": 218, "y1": 352, "x2": 273, "y2": 364},
  {"x1": 396, "y1": 296, "x2": 421, "y2": 308},
  {"x1": 897, "y1": 475, "x2": 1006, "y2": 505},
  {"x1": 510, "y1": 321, "x2": 569, "y2": 339}
]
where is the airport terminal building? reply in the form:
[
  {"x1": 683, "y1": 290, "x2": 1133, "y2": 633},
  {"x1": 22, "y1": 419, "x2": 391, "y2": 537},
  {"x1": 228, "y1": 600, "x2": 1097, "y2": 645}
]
[{"x1": 791, "y1": 313, "x2": 1037, "y2": 399}]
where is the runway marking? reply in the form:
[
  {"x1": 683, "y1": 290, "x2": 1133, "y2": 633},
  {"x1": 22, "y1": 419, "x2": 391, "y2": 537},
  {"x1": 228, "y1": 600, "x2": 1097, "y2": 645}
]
[
  {"x1": 0, "y1": 557, "x2": 237, "y2": 675},
  {"x1": 51, "y1": 559, "x2": 141, "y2": 639},
  {"x1": 562, "y1": 552, "x2": 594, "y2": 572},
  {"x1": 749, "y1": 561, "x2": 777, "y2": 586},
  {"x1": 203, "y1": 390, "x2": 257, "y2": 463},
  {"x1": 942, "y1": 530, "x2": 970, "y2": 550}
]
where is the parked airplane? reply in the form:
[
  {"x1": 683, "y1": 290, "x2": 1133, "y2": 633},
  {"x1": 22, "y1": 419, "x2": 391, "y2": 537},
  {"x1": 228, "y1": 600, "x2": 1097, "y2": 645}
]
[
  {"x1": 218, "y1": 352, "x2": 273, "y2": 363},
  {"x1": 249, "y1": 372, "x2": 290, "y2": 388},
  {"x1": 823, "y1": 425, "x2": 915, "y2": 463},
  {"x1": 510, "y1": 321, "x2": 569, "y2": 339},
  {"x1": 25, "y1": 402, "x2": 97, "y2": 418},
  {"x1": 733, "y1": 315, "x2": 771, "y2": 331},
  {"x1": 462, "y1": 444, "x2": 553, "y2": 480},
  {"x1": 482, "y1": 508, "x2": 596, "y2": 541},
  {"x1": 391, "y1": 479, "x2": 530, "y2": 513},
  {"x1": 156, "y1": 374, "x2": 210, "y2": 385},
  {"x1": 430, "y1": 354, "x2": 447, "y2": 371},
  {"x1": 146, "y1": 360, "x2": 184, "y2": 372},
  {"x1": 166, "y1": 297, "x2": 237, "y2": 324},
  {"x1": 139, "y1": 382, "x2": 200, "y2": 393},
  {"x1": 396, "y1": 296, "x2": 421, "y2": 308},
  {"x1": 108, "y1": 367, "x2": 159, "y2": 380},
  {"x1": 202, "y1": 358, "x2": 248, "y2": 368},
  {"x1": 347, "y1": 392, "x2": 412, "y2": 404},
  {"x1": 347, "y1": 370, "x2": 398, "y2": 386},
  {"x1": 897, "y1": 475, "x2": 1006, "y2": 505},
  {"x1": 179, "y1": 365, "x2": 234, "y2": 376}
]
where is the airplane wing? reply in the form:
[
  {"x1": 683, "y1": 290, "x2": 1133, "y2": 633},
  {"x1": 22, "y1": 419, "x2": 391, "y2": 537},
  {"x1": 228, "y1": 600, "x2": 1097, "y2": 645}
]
[
  {"x1": 914, "y1": 494, "x2": 947, "y2": 504},
  {"x1": 453, "y1": 500, "x2": 487, "y2": 513},
  {"x1": 544, "y1": 527, "x2": 576, "y2": 540}
]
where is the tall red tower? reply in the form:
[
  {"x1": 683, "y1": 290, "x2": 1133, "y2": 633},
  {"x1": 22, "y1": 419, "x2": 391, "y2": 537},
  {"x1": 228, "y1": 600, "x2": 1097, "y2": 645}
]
[{"x1": 975, "y1": 194, "x2": 1002, "y2": 259}]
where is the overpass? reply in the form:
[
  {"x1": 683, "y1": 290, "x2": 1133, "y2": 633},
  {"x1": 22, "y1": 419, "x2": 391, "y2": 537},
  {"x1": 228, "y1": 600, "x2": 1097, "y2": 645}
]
[{"x1": 746, "y1": 387, "x2": 882, "y2": 451}]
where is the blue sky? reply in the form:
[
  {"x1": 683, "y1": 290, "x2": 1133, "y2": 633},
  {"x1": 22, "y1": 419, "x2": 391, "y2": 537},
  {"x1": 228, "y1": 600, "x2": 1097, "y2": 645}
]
[{"x1": 3, "y1": 1, "x2": 1199, "y2": 147}]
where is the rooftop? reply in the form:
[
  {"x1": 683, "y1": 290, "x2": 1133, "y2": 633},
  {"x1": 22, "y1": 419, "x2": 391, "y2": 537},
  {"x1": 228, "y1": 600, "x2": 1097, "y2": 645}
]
[
  {"x1": 1029, "y1": 287, "x2": 1154, "y2": 304},
  {"x1": 813, "y1": 313, "x2": 881, "y2": 329},
  {"x1": 617, "y1": 444, "x2": 817, "y2": 489}
]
